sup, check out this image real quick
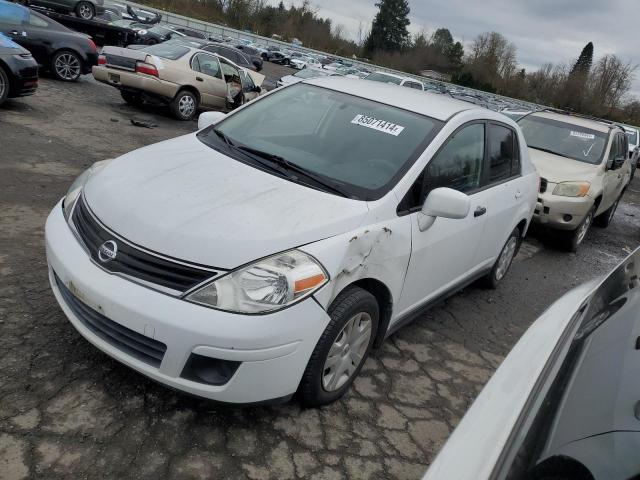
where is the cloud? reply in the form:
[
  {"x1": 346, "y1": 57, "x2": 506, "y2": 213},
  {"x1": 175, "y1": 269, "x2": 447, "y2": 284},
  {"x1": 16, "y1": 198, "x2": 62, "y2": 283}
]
[{"x1": 286, "y1": 0, "x2": 640, "y2": 96}]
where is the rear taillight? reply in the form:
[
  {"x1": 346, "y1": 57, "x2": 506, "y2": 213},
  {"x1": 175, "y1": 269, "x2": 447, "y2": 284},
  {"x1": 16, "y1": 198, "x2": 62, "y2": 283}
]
[
  {"x1": 135, "y1": 61, "x2": 159, "y2": 77},
  {"x1": 87, "y1": 38, "x2": 97, "y2": 52},
  {"x1": 98, "y1": 54, "x2": 106, "y2": 65}
]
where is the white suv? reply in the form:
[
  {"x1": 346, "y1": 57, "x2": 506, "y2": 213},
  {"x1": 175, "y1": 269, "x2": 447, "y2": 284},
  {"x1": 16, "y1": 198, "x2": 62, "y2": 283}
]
[{"x1": 45, "y1": 78, "x2": 538, "y2": 406}]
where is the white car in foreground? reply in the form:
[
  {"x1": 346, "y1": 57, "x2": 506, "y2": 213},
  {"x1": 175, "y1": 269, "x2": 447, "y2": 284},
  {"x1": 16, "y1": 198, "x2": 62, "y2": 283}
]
[
  {"x1": 46, "y1": 78, "x2": 537, "y2": 406},
  {"x1": 424, "y1": 247, "x2": 640, "y2": 480}
]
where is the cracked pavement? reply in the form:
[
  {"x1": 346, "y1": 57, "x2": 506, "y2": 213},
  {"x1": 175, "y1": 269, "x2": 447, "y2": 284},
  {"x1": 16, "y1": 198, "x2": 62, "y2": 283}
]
[{"x1": 1, "y1": 76, "x2": 639, "y2": 480}]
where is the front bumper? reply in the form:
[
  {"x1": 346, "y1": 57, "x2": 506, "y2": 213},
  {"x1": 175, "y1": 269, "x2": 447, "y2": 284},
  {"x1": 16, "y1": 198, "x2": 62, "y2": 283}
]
[
  {"x1": 45, "y1": 200, "x2": 331, "y2": 403},
  {"x1": 533, "y1": 187, "x2": 594, "y2": 231},
  {"x1": 92, "y1": 65, "x2": 178, "y2": 101}
]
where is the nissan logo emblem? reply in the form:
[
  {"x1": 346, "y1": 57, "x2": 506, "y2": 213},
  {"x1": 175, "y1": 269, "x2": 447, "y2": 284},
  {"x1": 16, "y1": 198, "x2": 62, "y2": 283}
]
[{"x1": 98, "y1": 240, "x2": 118, "y2": 263}]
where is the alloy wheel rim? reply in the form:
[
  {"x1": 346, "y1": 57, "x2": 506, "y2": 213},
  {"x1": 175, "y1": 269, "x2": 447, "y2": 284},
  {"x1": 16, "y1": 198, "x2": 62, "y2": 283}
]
[
  {"x1": 495, "y1": 236, "x2": 518, "y2": 281},
  {"x1": 55, "y1": 54, "x2": 81, "y2": 80},
  {"x1": 322, "y1": 312, "x2": 372, "y2": 392},
  {"x1": 178, "y1": 95, "x2": 195, "y2": 117},
  {"x1": 78, "y1": 4, "x2": 92, "y2": 18},
  {"x1": 0, "y1": 72, "x2": 6, "y2": 99},
  {"x1": 576, "y1": 212, "x2": 592, "y2": 244}
]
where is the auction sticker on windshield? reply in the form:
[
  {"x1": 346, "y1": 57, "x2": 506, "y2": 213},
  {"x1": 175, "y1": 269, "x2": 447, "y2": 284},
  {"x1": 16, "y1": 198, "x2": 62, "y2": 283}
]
[
  {"x1": 570, "y1": 131, "x2": 595, "y2": 140},
  {"x1": 351, "y1": 114, "x2": 405, "y2": 136}
]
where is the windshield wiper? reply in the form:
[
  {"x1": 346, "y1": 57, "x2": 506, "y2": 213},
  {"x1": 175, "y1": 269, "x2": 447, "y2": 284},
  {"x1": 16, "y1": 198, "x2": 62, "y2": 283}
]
[
  {"x1": 529, "y1": 146, "x2": 573, "y2": 160},
  {"x1": 235, "y1": 145, "x2": 353, "y2": 199},
  {"x1": 213, "y1": 128, "x2": 234, "y2": 149}
]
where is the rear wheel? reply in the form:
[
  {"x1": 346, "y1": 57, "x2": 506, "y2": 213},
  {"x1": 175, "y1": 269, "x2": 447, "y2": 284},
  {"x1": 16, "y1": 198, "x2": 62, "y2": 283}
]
[
  {"x1": 299, "y1": 286, "x2": 378, "y2": 407},
  {"x1": 564, "y1": 206, "x2": 594, "y2": 252},
  {"x1": 483, "y1": 227, "x2": 520, "y2": 289},
  {"x1": 594, "y1": 195, "x2": 621, "y2": 228},
  {"x1": 145, "y1": 39, "x2": 158, "y2": 46},
  {"x1": 51, "y1": 50, "x2": 82, "y2": 81},
  {"x1": 0, "y1": 66, "x2": 9, "y2": 107},
  {"x1": 170, "y1": 89, "x2": 198, "y2": 120},
  {"x1": 75, "y1": 1, "x2": 95, "y2": 19}
]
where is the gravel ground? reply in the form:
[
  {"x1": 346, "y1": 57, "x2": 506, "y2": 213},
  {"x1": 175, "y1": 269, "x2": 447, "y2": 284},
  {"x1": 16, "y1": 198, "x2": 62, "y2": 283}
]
[{"x1": 0, "y1": 74, "x2": 639, "y2": 480}]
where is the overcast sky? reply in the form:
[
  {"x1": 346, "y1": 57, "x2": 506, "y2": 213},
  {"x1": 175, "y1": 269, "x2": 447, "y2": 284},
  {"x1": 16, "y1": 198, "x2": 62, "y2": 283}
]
[{"x1": 288, "y1": 0, "x2": 640, "y2": 97}]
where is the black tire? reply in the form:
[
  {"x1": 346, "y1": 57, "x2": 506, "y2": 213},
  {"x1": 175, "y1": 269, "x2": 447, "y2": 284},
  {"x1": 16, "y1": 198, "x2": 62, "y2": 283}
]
[
  {"x1": 594, "y1": 195, "x2": 621, "y2": 228},
  {"x1": 146, "y1": 39, "x2": 158, "y2": 46},
  {"x1": 75, "y1": 1, "x2": 95, "y2": 19},
  {"x1": 261, "y1": 53, "x2": 268, "y2": 60},
  {"x1": 120, "y1": 90, "x2": 143, "y2": 107},
  {"x1": 564, "y1": 206, "x2": 595, "y2": 252},
  {"x1": 483, "y1": 227, "x2": 521, "y2": 289},
  {"x1": 0, "y1": 66, "x2": 9, "y2": 107},
  {"x1": 51, "y1": 50, "x2": 82, "y2": 81},
  {"x1": 170, "y1": 89, "x2": 198, "y2": 120},
  {"x1": 299, "y1": 286, "x2": 379, "y2": 407}
]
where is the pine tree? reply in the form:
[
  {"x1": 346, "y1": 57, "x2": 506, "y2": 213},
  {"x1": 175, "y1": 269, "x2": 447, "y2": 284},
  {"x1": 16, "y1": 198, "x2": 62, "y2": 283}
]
[
  {"x1": 363, "y1": 0, "x2": 411, "y2": 55},
  {"x1": 570, "y1": 42, "x2": 594, "y2": 77},
  {"x1": 431, "y1": 28, "x2": 453, "y2": 55}
]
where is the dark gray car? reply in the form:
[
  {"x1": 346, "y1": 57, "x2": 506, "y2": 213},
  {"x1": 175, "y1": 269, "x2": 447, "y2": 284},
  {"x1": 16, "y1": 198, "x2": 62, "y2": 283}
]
[{"x1": 21, "y1": 0, "x2": 104, "y2": 19}]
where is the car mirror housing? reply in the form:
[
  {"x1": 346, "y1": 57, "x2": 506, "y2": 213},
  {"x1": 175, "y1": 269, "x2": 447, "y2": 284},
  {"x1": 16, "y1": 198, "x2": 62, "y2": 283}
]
[
  {"x1": 197, "y1": 111, "x2": 226, "y2": 130},
  {"x1": 418, "y1": 187, "x2": 471, "y2": 231}
]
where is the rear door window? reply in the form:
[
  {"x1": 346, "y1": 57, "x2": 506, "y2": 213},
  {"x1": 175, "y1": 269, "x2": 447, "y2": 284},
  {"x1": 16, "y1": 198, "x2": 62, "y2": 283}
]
[{"x1": 487, "y1": 124, "x2": 519, "y2": 183}]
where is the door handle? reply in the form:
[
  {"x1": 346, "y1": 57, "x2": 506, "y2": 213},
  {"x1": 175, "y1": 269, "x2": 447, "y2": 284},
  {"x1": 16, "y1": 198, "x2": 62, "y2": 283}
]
[
  {"x1": 9, "y1": 30, "x2": 20, "y2": 35},
  {"x1": 196, "y1": 76, "x2": 203, "y2": 82},
  {"x1": 474, "y1": 206, "x2": 487, "y2": 217},
  {"x1": 515, "y1": 190, "x2": 523, "y2": 199}
]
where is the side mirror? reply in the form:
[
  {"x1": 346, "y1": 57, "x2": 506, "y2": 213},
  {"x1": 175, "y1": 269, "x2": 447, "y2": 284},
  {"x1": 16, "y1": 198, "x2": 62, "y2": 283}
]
[
  {"x1": 418, "y1": 187, "x2": 471, "y2": 232},
  {"x1": 197, "y1": 111, "x2": 226, "y2": 130}
]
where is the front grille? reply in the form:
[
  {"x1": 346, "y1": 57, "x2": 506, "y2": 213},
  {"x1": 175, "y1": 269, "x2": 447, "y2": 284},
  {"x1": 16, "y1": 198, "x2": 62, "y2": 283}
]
[
  {"x1": 55, "y1": 273, "x2": 167, "y2": 367},
  {"x1": 105, "y1": 54, "x2": 136, "y2": 71},
  {"x1": 539, "y1": 177, "x2": 548, "y2": 193},
  {"x1": 72, "y1": 196, "x2": 216, "y2": 292}
]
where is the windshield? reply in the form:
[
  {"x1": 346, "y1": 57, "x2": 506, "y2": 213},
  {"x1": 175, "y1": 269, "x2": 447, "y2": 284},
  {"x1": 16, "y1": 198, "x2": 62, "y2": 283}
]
[
  {"x1": 197, "y1": 83, "x2": 442, "y2": 200},
  {"x1": 366, "y1": 72, "x2": 402, "y2": 85},
  {"x1": 141, "y1": 43, "x2": 189, "y2": 60},
  {"x1": 518, "y1": 115, "x2": 608, "y2": 164}
]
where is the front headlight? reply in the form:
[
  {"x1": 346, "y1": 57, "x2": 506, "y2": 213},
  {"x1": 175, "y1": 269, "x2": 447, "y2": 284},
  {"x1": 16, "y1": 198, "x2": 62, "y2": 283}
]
[
  {"x1": 552, "y1": 181, "x2": 590, "y2": 197},
  {"x1": 185, "y1": 250, "x2": 328, "y2": 313},
  {"x1": 62, "y1": 160, "x2": 112, "y2": 221}
]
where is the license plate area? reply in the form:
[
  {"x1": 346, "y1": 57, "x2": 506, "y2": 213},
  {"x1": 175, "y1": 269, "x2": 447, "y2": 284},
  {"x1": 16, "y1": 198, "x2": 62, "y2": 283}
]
[{"x1": 109, "y1": 73, "x2": 121, "y2": 83}]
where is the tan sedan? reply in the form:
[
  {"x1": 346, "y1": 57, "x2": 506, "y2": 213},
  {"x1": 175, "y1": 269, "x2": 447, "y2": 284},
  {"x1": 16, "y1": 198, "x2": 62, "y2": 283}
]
[{"x1": 93, "y1": 43, "x2": 264, "y2": 120}]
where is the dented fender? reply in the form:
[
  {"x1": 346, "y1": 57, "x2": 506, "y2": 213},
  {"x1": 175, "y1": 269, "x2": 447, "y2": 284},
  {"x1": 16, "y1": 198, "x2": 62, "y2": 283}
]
[{"x1": 301, "y1": 215, "x2": 412, "y2": 314}]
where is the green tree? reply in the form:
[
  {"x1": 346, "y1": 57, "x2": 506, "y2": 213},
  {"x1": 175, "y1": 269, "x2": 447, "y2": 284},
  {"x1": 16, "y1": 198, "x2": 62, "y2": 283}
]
[
  {"x1": 363, "y1": 0, "x2": 411, "y2": 55},
  {"x1": 431, "y1": 28, "x2": 453, "y2": 55},
  {"x1": 570, "y1": 42, "x2": 594, "y2": 76},
  {"x1": 445, "y1": 41, "x2": 464, "y2": 70}
]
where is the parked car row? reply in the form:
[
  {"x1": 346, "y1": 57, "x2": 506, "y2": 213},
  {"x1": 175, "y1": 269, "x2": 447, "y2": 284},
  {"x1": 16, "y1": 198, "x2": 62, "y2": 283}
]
[{"x1": 0, "y1": 31, "x2": 38, "y2": 105}]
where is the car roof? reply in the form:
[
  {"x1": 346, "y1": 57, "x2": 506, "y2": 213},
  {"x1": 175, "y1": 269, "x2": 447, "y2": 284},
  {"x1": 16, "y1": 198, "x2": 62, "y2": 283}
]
[
  {"x1": 303, "y1": 77, "x2": 478, "y2": 121},
  {"x1": 529, "y1": 111, "x2": 612, "y2": 133}
]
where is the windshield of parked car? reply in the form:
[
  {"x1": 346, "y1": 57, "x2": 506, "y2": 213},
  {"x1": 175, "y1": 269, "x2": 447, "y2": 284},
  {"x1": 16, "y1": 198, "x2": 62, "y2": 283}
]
[
  {"x1": 141, "y1": 43, "x2": 189, "y2": 60},
  {"x1": 518, "y1": 115, "x2": 607, "y2": 164},
  {"x1": 366, "y1": 72, "x2": 402, "y2": 85},
  {"x1": 198, "y1": 83, "x2": 442, "y2": 200}
]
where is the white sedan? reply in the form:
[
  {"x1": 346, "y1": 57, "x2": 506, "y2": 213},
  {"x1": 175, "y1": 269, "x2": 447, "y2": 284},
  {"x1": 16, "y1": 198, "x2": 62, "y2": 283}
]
[
  {"x1": 290, "y1": 55, "x2": 321, "y2": 70},
  {"x1": 45, "y1": 78, "x2": 537, "y2": 406}
]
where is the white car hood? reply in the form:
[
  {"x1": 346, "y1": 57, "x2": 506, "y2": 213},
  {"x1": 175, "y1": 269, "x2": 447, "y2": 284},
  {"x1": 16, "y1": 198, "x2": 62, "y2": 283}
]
[
  {"x1": 83, "y1": 134, "x2": 369, "y2": 269},
  {"x1": 528, "y1": 148, "x2": 599, "y2": 184}
]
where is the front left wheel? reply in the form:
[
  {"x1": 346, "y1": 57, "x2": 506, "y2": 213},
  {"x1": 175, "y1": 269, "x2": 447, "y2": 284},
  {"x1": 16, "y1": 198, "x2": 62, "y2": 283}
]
[
  {"x1": 483, "y1": 227, "x2": 521, "y2": 289},
  {"x1": 51, "y1": 50, "x2": 82, "y2": 81},
  {"x1": 299, "y1": 286, "x2": 378, "y2": 407}
]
